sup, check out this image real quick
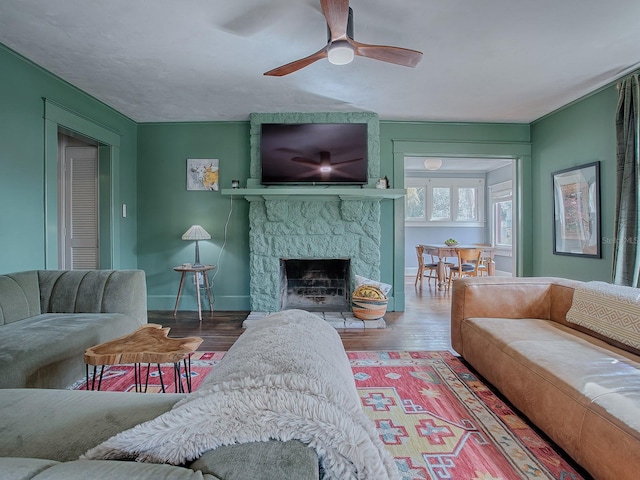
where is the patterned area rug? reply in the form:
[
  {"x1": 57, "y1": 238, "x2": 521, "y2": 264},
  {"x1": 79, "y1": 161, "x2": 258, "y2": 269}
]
[
  {"x1": 348, "y1": 351, "x2": 584, "y2": 480},
  {"x1": 70, "y1": 350, "x2": 585, "y2": 480}
]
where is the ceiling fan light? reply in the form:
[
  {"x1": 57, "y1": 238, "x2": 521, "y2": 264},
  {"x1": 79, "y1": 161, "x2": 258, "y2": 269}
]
[
  {"x1": 423, "y1": 158, "x2": 443, "y2": 170},
  {"x1": 327, "y1": 41, "x2": 354, "y2": 65}
]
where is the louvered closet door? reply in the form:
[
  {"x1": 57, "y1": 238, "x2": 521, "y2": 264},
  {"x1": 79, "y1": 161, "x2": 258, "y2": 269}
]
[{"x1": 64, "y1": 146, "x2": 99, "y2": 269}]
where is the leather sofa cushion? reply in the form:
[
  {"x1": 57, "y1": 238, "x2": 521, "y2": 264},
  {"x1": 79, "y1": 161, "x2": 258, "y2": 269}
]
[{"x1": 463, "y1": 317, "x2": 640, "y2": 435}]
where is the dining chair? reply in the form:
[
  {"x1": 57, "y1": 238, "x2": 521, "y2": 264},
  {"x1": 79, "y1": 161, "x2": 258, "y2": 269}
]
[
  {"x1": 447, "y1": 247, "x2": 483, "y2": 289},
  {"x1": 473, "y1": 243, "x2": 491, "y2": 276},
  {"x1": 414, "y1": 245, "x2": 439, "y2": 287}
]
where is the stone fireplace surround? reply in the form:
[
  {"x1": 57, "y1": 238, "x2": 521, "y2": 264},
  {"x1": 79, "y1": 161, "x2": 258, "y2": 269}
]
[
  {"x1": 249, "y1": 197, "x2": 382, "y2": 312},
  {"x1": 221, "y1": 112, "x2": 403, "y2": 326}
]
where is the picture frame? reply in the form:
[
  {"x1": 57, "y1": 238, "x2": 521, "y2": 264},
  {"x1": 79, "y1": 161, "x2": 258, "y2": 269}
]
[
  {"x1": 552, "y1": 161, "x2": 600, "y2": 258},
  {"x1": 187, "y1": 159, "x2": 219, "y2": 191}
]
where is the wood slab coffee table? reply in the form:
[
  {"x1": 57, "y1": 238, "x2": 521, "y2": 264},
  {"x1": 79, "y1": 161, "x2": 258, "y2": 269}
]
[{"x1": 84, "y1": 324, "x2": 203, "y2": 393}]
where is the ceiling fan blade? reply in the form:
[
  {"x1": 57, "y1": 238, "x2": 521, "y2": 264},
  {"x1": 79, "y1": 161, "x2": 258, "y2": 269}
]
[
  {"x1": 321, "y1": 0, "x2": 350, "y2": 40},
  {"x1": 333, "y1": 157, "x2": 364, "y2": 165},
  {"x1": 263, "y1": 47, "x2": 328, "y2": 76},
  {"x1": 351, "y1": 40, "x2": 423, "y2": 68},
  {"x1": 291, "y1": 157, "x2": 316, "y2": 165}
]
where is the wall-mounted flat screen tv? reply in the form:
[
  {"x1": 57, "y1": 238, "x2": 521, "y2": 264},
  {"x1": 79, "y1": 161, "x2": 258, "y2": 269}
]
[{"x1": 260, "y1": 123, "x2": 368, "y2": 185}]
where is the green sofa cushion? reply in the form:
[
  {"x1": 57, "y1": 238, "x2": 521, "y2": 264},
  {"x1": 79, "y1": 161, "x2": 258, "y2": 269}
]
[
  {"x1": 30, "y1": 460, "x2": 219, "y2": 480},
  {"x1": 0, "y1": 457, "x2": 60, "y2": 479},
  {"x1": 0, "y1": 313, "x2": 142, "y2": 389},
  {"x1": 0, "y1": 389, "x2": 185, "y2": 462},
  {"x1": 0, "y1": 271, "x2": 41, "y2": 325},
  {"x1": 190, "y1": 441, "x2": 319, "y2": 480},
  {"x1": 37, "y1": 270, "x2": 147, "y2": 323}
]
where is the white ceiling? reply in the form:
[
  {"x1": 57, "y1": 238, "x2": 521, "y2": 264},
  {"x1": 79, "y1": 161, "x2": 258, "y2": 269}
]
[{"x1": 1, "y1": 0, "x2": 639, "y2": 123}]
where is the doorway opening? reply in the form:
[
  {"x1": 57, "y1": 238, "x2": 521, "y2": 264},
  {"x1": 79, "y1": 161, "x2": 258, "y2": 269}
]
[{"x1": 403, "y1": 156, "x2": 517, "y2": 283}]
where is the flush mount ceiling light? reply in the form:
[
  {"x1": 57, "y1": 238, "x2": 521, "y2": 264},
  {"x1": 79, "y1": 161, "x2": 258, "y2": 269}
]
[
  {"x1": 327, "y1": 41, "x2": 354, "y2": 65},
  {"x1": 423, "y1": 158, "x2": 443, "y2": 171}
]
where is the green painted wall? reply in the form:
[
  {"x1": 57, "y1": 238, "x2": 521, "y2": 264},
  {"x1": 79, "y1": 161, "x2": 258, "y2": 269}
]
[
  {"x1": 137, "y1": 122, "x2": 251, "y2": 311},
  {"x1": 0, "y1": 44, "x2": 138, "y2": 272},
  {"x1": 2, "y1": 36, "x2": 620, "y2": 306},
  {"x1": 531, "y1": 87, "x2": 617, "y2": 280},
  {"x1": 137, "y1": 120, "x2": 533, "y2": 311}
]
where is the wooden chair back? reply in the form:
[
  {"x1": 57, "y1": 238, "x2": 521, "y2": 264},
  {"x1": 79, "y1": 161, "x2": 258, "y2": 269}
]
[
  {"x1": 473, "y1": 243, "x2": 491, "y2": 275},
  {"x1": 415, "y1": 245, "x2": 438, "y2": 287},
  {"x1": 447, "y1": 248, "x2": 483, "y2": 288}
]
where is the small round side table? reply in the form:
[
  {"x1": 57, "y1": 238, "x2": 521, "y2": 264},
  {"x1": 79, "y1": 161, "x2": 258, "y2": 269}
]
[{"x1": 173, "y1": 264, "x2": 216, "y2": 322}]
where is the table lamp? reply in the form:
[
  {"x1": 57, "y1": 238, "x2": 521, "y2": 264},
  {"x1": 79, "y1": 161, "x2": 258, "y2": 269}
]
[{"x1": 181, "y1": 225, "x2": 211, "y2": 267}]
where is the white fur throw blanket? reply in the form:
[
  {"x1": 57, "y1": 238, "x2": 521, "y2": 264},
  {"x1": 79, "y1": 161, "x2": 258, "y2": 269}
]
[{"x1": 82, "y1": 309, "x2": 399, "y2": 480}]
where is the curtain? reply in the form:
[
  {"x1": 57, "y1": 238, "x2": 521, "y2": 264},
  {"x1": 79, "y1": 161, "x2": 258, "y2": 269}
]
[{"x1": 613, "y1": 74, "x2": 640, "y2": 286}]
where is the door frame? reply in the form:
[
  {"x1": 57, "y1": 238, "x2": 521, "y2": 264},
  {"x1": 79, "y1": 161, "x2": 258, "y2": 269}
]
[
  {"x1": 44, "y1": 99, "x2": 121, "y2": 269},
  {"x1": 392, "y1": 139, "x2": 532, "y2": 311}
]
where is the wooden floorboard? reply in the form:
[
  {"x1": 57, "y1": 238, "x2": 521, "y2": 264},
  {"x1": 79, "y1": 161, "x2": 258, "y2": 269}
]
[{"x1": 151, "y1": 277, "x2": 453, "y2": 352}]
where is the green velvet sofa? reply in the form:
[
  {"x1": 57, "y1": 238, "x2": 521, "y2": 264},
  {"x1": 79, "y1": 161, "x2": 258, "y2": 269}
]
[
  {"x1": 0, "y1": 269, "x2": 148, "y2": 389},
  {"x1": 0, "y1": 389, "x2": 318, "y2": 480},
  {"x1": 0, "y1": 305, "x2": 325, "y2": 480}
]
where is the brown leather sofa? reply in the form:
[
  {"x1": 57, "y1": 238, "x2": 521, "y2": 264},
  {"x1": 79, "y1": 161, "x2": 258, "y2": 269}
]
[{"x1": 451, "y1": 276, "x2": 640, "y2": 480}]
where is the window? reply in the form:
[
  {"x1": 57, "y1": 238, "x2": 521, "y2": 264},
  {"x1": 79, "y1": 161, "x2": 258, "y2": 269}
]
[
  {"x1": 490, "y1": 180, "x2": 513, "y2": 248},
  {"x1": 431, "y1": 187, "x2": 451, "y2": 220},
  {"x1": 406, "y1": 185, "x2": 426, "y2": 221},
  {"x1": 405, "y1": 177, "x2": 485, "y2": 226}
]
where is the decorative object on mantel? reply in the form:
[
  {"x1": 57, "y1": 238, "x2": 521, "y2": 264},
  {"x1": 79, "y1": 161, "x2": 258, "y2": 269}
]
[
  {"x1": 181, "y1": 225, "x2": 211, "y2": 267},
  {"x1": 423, "y1": 158, "x2": 443, "y2": 171},
  {"x1": 187, "y1": 159, "x2": 219, "y2": 191},
  {"x1": 352, "y1": 284, "x2": 388, "y2": 320},
  {"x1": 444, "y1": 238, "x2": 458, "y2": 246},
  {"x1": 231, "y1": 179, "x2": 240, "y2": 189}
]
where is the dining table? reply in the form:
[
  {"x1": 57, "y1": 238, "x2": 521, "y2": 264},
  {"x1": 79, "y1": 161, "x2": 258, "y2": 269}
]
[{"x1": 419, "y1": 244, "x2": 496, "y2": 290}]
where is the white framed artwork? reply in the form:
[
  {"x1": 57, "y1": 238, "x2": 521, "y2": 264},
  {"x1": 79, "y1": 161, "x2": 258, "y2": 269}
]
[{"x1": 187, "y1": 158, "x2": 219, "y2": 191}]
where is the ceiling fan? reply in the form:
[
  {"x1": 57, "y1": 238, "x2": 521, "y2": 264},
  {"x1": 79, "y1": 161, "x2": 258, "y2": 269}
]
[{"x1": 264, "y1": 0, "x2": 423, "y2": 76}]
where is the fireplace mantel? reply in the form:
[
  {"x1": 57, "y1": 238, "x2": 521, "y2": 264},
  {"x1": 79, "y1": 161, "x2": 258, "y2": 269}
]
[{"x1": 221, "y1": 188, "x2": 405, "y2": 201}]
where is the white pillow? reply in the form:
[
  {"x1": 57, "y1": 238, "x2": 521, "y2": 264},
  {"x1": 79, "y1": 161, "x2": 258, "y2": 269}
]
[
  {"x1": 566, "y1": 281, "x2": 640, "y2": 351},
  {"x1": 354, "y1": 275, "x2": 392, "y2": 296}
]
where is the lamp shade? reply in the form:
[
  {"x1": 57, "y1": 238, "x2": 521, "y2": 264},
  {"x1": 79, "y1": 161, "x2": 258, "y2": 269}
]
[
  {"x1": 423, "y1": 158, "x2": 443, "y2": 171},
  {"x1": 181, "y1": 225, "x2": 211, "y2": 241}
]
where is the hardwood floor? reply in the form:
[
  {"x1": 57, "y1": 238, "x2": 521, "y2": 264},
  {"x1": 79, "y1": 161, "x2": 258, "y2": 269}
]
[{"x1": 151, "y1": 276, "x2": 453, "y2": 352}]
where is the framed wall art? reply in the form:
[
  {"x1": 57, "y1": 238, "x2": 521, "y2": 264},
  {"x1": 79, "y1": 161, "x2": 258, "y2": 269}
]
[
  {"x1": 552, "y1": 161, "x2": 600, "y2": 258},
  {"x1": 187, "y1": 158, "x2": 219, "y2": 191}
]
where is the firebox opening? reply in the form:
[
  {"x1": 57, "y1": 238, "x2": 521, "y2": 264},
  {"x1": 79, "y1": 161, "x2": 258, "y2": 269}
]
[{"x1": 280, "y1": 258, "x2": 350, "y2": 312}]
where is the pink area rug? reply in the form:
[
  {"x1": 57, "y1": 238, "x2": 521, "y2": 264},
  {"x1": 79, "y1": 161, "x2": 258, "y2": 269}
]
[{"x1": 70, "y1": 350, "x2": 585, "y2": 479}]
